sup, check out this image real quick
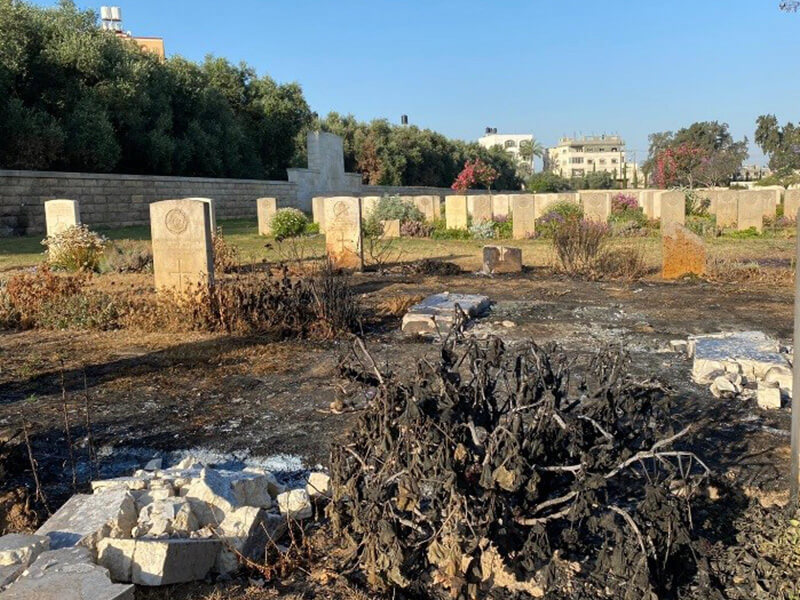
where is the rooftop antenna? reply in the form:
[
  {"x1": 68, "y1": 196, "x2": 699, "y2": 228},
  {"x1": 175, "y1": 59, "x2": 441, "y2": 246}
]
[{"x1": 100, "y1": 6, "x2": 123, "y2": 33}]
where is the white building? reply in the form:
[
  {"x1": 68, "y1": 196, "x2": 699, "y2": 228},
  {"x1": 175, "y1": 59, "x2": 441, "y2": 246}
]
[
  {"x1": 478, "y1": 129, "x2": 534, "y2": 167},
  {"x1": 546, "y1": 134, "x2": 639, "y2": 184}
]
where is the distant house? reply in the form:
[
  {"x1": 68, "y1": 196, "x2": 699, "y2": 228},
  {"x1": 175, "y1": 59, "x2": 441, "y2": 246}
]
[
  {"x1": 478, "y1": 130, "x2": 534, "y2": 167},
  {"x1": 545, "y1": 134, "x2": 639, "y2": 184}
]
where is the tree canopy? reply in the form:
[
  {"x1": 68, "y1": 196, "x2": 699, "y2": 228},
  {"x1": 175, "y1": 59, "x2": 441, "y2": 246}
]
[
  {"x1": 315, "y1": 112, "x2": 522, "y2": 190},
  {"x1": 0, "y1": 0, "x2": 519, "y2": 189},
  {"x1": 643, "y1": 121, "x2": 748, "y2": 188},
  {"x1": 0, "y1": 0, "x2": 314, "y2": 178},
  {"x1": 754, "y1": 114, "x2": 800, "y2": 175}
]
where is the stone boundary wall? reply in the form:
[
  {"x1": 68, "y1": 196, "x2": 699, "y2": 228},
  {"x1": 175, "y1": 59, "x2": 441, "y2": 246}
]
[{"x1": 0, "y1": 169, "x2": 300, "y2": 235}]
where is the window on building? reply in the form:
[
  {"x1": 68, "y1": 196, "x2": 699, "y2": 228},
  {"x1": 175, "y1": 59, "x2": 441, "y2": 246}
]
[
  {"x1": 587, "y1": 159, "x2": 594, "y2": 164},
  {"x1": 570, "y1": 157, "x2": 584, "y2": 164},
  {"x1": 599, "y1": 159, "x2": 606, "y2": 165},
  {"x1": 572, "y1": 169, "x2": 585, "y2": 177},
  {"x1": 611, "y1": 158, "x2": 618, "y2": 164},
  {"x1": 611, "y1": 147, "x2": 618, "y2": 152},
  {"x1": 504, "y1": 140, "x2": 516, "y2": 148}
]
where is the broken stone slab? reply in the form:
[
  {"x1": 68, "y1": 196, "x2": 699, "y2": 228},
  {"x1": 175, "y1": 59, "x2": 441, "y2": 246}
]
[
  {"x1": 134, "y1": 498, "x2": 199, "y2": 538},
  {"x1": 401, "y1": 293, "x2": 491, "y2": 336},
  {"x1": 669, "y1": 340, "x2": 688, "y2": 354},
  {"x1": 710, "y1": 376, "x2": 739, "y2": 398},
  {"x1": 242, "y1": 467, "x2": 285, "y2": 497},
  {"x1": 0, "y1": 535, "x2": 49, "y2": 569},
  {"x1": 97, "y1": 538, "x2": 220, "y2": 586},
  {"x1": 214, "y1": 507, "x2": 287, "y2": 574},
  {"x1": 306, "y1": 472, "x2": 331, "y2": 498},
  {"x1": 276, "y1": 489, "x2": 313, "y2": 520},
  {"x1": 35, "y1": 489, "x2": 137, "y2": 551},
  {"x1": 183, "y1": 468, "x2": 273, "y2": 526},
  {"x1": 2, "y1": 547, "x2": 134, "y2": 600},
  {"x1": 482, "y1": 246, "x2": 522, "y2": 274},
  {"x1": 91, "y1": 476, "x2": 152, "y2": 493},
  {"x1": 765, "y1": 365, "x2": 793, "y2": 395},
  {"x1": 757, "y1": 382, "x2": 782, "y2": 410},
  {"x1": 689, "y1": 331, "x2": 790, "y2": 384}
]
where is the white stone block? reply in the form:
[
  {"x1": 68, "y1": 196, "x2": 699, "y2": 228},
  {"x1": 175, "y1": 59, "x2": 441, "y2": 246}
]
[
  {"x1": 97, "y1": 538, "x2": 220, "y2": 586},
  {"x1": 757, "y1": 384, "x2": 782, "y2": 410},
  {"x1": 306, "y1": 472, "x2": 331, "y2": 498},
  {"x1": 276, "y1": 489, "x2": 313, "y2": 520},
  {"x1": 135, "y1": 498, "x2": 199, "y2": 538}
]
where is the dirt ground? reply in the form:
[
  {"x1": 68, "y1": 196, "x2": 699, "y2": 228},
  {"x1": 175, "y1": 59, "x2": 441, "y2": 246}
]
[{"x1": 0, "y1": 260, "x2": 795, "y2": 597}]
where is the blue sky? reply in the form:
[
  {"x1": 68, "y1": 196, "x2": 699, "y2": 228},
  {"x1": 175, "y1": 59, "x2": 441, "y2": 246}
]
[{"x1": 36, "y1": 1, "x2": 800, "y2": 165}]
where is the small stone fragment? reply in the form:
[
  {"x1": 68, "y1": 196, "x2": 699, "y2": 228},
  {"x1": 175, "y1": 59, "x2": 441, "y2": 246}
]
[
  {"x1": 669, "y1": 340, "x2": 688, "y2": 353},
  {"x1": 276, "y1": 490, "x2": 313, "y2": 520},
  {"x1": 757, "y1": 383, "x2": 782, "y2": 410},
  {"x1": 135, "y1": 498, "x2": 199, "y2": 538},
  {"x1": 306, "y1": 472, "x2": 331, "y2": 498}
]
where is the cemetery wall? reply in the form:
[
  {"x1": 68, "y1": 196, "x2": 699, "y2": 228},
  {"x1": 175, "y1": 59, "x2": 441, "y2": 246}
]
[{"x1": 0, "y1": 169, "x2": 299, "y2": 235}]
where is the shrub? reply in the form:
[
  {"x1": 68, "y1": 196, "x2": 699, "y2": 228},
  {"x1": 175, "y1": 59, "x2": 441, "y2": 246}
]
[
  {"x1": 0, "y1": 265, "x2": 88, "y2": 329},
  {"x1": 593, "y1": 246, "x2": 647, "y2": 280},
  {"x1": 551, "y1": 217, "x2": 610, "y2": 274},
  {"x1": 400, "y1": 220, "x2": 433, "y2": 238},
  {"x1": 431, "y1": 225, "x2": 472, "y2": 240},
  {"x1": 611, "y1": 193, "x2": 639, "y2": 213},
  {"x1": 371, "y1": 196, "x2": 424, "y2": 223},
  {"x1": 469, "y1": 222, "x2": 495, "y2": 239},
  {"x1": 36, "y1": 291, "x2": 120, "y2": 330},
  {"x1": 42, "y1": 225, "x2": 107, "y2": 272},
  {"x1": 526, "y1": 172, "x2": 574, "y2": 193},
  {"x1": 270, "y1": 208, "x2": 309, "y2": 239},
  {"x1": 536, "y1": 202, "x2": 584, "y2": 238},
  {"x1": 213, "y1": 229, "x2": 240, "y2": 274},
  {"x1": 686, "y1": 215, "x2": 717, "y2": 237},
  {"x1": 490, "y1": 215, "x2": 513, "y2": 239},
  {"x1": 361, "y1": 216, "x2": 385, "y2": 240},
  {"x1": 685, "y1": 190, "x2": 711, "y2": 217},
  {"x1": 305, "y1": 221, "x2": 320, "y2": 235},
  {"x1": 125, "y1": 265, "x2": 361, "y2": 338},
  {"x1": 100, "y1": 240, "x2": 153, "y2": 273}
]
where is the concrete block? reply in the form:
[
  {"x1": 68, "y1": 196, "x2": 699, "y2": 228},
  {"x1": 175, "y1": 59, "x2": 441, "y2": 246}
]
[
  {"x1": 0, "y1": 534, "x2": 49, "y2": 568},
  {"x1": 97, "y1": 538, "x2": 220, "y2": 586}
]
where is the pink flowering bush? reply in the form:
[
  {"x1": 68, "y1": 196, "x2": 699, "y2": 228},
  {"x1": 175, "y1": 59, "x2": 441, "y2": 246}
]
[
  {"x1": 611, "y1": 193, "x2": 639, "y2": 214},
  {"x1": 451, "y1": 159, "x2": 499, "y2": 192}
]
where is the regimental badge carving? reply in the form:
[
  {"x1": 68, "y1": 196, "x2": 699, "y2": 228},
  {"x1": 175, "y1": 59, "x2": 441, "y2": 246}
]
[{"x1": 165, "y1": 208, "x2": 189, "y2": 234}]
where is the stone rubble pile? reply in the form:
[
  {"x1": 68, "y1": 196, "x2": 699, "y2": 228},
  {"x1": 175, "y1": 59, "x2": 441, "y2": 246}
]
[
  {"x1": 0, "y1": 457, "x2": 330, "y2": 598},
  {"x1": 672, "y1": 331, "x2": 792, "y2": 410}
]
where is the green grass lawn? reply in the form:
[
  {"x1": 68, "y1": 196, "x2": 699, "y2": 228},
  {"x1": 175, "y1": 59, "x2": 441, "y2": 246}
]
[{"x1": 0, "y1": 218, "x2": 795, "y2": 272}]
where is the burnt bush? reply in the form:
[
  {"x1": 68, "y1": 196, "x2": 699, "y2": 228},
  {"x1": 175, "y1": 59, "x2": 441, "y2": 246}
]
[{"x1": 330, "y1": 336, "x2": 710, "y2": 599}]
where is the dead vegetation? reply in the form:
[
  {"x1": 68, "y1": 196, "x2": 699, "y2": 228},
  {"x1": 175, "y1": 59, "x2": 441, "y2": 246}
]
[
  {"x1": 0, "y1": 263, "x2": 362, "y2": 339},
  {"x1": 330, "y1": 335, "x2": 712, "y2": 599},
  {"x1": 706, "y1": 257, "x2": 794, "y2": 287}
]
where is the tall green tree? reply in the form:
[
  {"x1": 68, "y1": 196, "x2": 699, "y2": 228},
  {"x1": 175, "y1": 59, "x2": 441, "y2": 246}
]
[{"x1": 644, "y1": 121, "x2": 748, "y2": 188}]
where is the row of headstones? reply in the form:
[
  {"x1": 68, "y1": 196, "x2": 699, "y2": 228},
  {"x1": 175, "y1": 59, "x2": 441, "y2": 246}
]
[
  {"x1": 44, "y1": 197, "x2": 282, "y2": 239},
  {"x1": 43, "y1": 197, "x2": 280, "y2": 293}
]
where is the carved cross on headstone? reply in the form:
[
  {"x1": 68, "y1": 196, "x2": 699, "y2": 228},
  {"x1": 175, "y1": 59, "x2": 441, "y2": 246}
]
[{"x1": 169, "y1": 258, "x2": 190, "y2": 293}]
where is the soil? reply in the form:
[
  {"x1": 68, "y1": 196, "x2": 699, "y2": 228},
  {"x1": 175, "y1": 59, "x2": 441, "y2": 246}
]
[{"x1": 0, "y1": 267, "x2": 794, "y2": 595}]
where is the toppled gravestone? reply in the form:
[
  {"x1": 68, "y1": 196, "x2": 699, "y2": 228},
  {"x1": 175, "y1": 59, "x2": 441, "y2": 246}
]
[
  {"x1": 682, "y1": 331, "x2": 792, "y2": 409},
  {"x1": 0, "y1": 546, "x2": 134, "y2": 600},
  {"x1": 482, "y1": 245, "x2": 522, "y2": 274},
  {"x1": 35, "y1": 488, "x2": 137, "y2": 551},
  {"x1": 1, "y1": 457, "x2": 328, "y2": 593},
  {"x1": 401, "y1": 292, "x2": 491, "y2": 336}
]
